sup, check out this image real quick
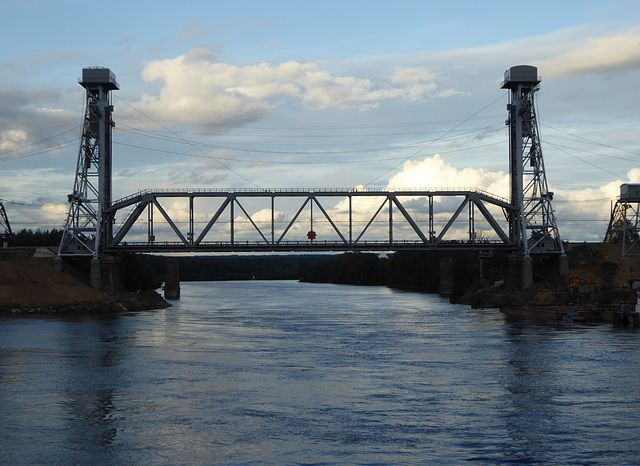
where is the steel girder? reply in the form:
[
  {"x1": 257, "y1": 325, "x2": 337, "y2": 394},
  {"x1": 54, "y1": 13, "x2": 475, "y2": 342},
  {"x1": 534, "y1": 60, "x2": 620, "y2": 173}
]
[{"x1": 105, "y1": 188, "x2": 516, "y2": 253}]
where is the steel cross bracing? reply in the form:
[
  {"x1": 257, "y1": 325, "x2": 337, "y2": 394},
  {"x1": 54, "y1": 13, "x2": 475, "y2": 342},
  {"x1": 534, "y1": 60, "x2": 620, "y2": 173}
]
[
  {"x1": 0, "y1": 201, "x2": 13, "y2": 241},
  {"x1": 56, "y1": 66, "x2": 566, "y2": 259},
  {"x1": 502, "y1": 66, "x2": 564, "y2": 255},
  {"x1": 105, "y1": 187, "x2": 516, "y2": 253},
  {"x1": 605, "y1": 200, "x2": 640, "y2": 256},
  {"x1": 58, "y1": 68, "x2": 118, "y2": 258}
]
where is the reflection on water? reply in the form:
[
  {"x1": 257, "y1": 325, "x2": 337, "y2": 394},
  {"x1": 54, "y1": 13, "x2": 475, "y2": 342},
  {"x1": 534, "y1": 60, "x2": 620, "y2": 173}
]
[{"x1": 1, "y1": 281, "x2": 639, "y2": 464}]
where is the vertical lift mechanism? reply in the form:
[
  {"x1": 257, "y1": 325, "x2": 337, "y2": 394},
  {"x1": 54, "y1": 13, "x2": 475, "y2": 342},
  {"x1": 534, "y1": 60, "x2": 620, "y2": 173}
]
[
  {"x1": 57, "y1": 68, "x2": 118, "y2": 258},
  {"x1": 501, "y1": 65, "x2": 564, "y2": 256}
]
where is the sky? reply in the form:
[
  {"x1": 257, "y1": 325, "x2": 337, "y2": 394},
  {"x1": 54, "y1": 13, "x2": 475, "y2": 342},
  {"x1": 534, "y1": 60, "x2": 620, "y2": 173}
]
[{"x1": 1, "y1": 0, "x2": 640, "y2": 242}]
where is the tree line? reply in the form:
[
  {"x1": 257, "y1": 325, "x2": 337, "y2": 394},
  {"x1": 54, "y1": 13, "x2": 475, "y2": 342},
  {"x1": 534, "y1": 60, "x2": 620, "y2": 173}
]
[
  {"x1": 9, "y1": 228, "x2": 63, "y2": 247},
  {"x1": 300, "y1": 250, "x2": 511, "y2": 296}
]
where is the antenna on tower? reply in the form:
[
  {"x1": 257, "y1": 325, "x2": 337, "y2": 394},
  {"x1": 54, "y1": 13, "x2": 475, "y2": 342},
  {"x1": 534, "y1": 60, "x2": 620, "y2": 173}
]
[
  {"x1": 501, "y1": 65, "x2": 564, "y2": 256},
  {"x1": 57, "y1": 67, "x2": 119, "y2": 259}
]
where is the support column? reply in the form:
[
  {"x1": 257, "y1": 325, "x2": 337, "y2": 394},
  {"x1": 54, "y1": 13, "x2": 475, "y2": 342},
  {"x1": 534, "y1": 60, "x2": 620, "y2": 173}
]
[
  {"x1": 505, "y1": 253, "x2": 521, "y2": 291},
  {"x1": 559, "y1": 254, "x2": 569, "y2": 276},
  {"x1": 100, "y1": 255, "x2": 123, "y2": 295},
  {"x1": 90, "y1": 258, "x2": 101, "y2": 290},
  {"x1": 505, "y1": 253, "x2": 533, "y2": 291},
  {"x1": 439, "y1": 256, "x2": 455, "y2": 297},
  {"x1": 164, "y1": 258, "x2": 180, "y2": 300},
  {"x1": 522, "y1": 255, "x2": 533, "y2": 290}
]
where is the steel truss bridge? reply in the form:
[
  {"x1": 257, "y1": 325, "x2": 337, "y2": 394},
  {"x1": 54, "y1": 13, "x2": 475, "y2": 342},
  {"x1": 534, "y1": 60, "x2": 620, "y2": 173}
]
[
  {"x1": 106, "y1": 187, "x2": 514, "y2": 253},
  {"x1": 57, "y1": 65, "x2": 565, "y2": 259}
]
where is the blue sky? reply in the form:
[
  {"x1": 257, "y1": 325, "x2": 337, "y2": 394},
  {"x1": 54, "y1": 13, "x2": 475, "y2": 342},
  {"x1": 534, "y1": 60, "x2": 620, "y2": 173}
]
[{"x1": 1, "y1": 0, "x2": 640, "y2": 241}]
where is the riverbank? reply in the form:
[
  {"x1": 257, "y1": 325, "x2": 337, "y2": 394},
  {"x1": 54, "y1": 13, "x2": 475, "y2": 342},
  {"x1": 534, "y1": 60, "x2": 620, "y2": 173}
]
[{"x1": 0, "y1": 248, "x2": 170, "y2": 314}]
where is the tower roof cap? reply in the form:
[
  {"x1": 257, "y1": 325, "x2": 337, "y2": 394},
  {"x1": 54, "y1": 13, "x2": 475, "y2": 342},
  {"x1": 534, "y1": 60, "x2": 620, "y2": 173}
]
[
  {"x1": 79, "y1": 67, "x2": 119, "y2": 90},
  {"x1": 501, "y1": 65, "x2": 540, "y2": 89}
]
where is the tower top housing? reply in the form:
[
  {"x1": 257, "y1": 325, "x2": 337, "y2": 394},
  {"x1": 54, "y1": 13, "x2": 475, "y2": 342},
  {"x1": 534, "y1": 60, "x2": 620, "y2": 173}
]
[
  {"x1": 501, "y1": 65, "x2": 540, "y2": 89},
  {"x1": 79, "y1": 67, "x2": 119, "y2": 90}
]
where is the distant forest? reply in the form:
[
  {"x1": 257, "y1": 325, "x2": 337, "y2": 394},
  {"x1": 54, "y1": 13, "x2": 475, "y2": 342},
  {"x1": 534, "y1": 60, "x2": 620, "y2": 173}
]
[
  {"x1": 300, "y1": 250, "x2": 510, "y2": 295},
  {"x1": 135, "y1": 249, "x2": 511, "y2": 296},
  {"x1": 9, "y1": 228, "x2": 63, "y2": 247}
]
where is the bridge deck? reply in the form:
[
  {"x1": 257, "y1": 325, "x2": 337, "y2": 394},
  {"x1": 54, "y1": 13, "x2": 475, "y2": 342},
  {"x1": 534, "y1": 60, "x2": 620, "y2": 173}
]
[{"x1": 108, "y1": 239, "x2": 516, "y2": 253}]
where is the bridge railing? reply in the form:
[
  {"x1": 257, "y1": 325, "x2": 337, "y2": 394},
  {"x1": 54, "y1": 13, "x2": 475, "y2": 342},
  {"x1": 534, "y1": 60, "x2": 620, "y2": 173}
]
[
  {"x1": 109, "y1": 238, "x2": 513, "y2": 253},
  {"x1": 111, "y1": 187, "x2": 510, "y2": 208}
]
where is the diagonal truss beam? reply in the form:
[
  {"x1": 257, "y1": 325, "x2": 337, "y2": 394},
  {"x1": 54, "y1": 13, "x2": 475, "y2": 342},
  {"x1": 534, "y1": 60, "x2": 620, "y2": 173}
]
[
  {"x1": 354, "y1": 197, "x2": 387, "y2": 244},
  {"x1": 235, "y1": 198, "x2": 270, "y2": 244},
  {"x1": 195, "y1": 197, "x2": 232, "y2": 245},
  {"x1": 312, "y1": 197, "x2": 348, "y2": 244},
  {"x1": 277, "y1": 197, "x2": 310, "y2": 244},
  {"x1": 106, "y1": 188, "x2": 517, "y2": 253},
  {"x1": 391, "y1": 196, "x2": 430, "y2": 243},
  {"x1": 153, "y1": 199, "x2": 188, "y2": 244}
]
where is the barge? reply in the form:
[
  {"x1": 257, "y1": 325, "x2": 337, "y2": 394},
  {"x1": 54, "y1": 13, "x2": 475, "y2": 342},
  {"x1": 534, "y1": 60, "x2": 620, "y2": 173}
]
[{"x1": 501, "y1": 303, "x2": 640, "y2": 326}]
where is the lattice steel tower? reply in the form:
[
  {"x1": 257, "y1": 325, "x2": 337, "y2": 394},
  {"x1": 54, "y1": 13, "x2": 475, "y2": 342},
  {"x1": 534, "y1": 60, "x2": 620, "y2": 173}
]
[
  {"x1": 58, "y1": 68, "x2": 118, "y2": 258},
  {"x1": 501, "y1": 65, "x2": 564, "y2": 256},
  {"x1": 0, "y1": 201, "x2": 13, "y2": 243}
]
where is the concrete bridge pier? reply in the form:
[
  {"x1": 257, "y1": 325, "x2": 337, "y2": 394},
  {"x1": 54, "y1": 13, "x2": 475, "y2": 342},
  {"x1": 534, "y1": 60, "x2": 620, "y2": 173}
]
[
  {"x1": 505, "y1": 254, "x2": 533, "y2": 291},
  {"x1": 89, "y1": 255, "x2": 124, "y2": 294},
  {"x1": 559, "y1": 254, "x2": 569, "y2": 276},
  {"x1": 90, "y1": 259, "x2": 101, "y2": 290},
  {"x1": 522, "y1": 255, "x2": 533, "y2": 290},
  {"x1": 439, "y1": 256, "x2": 455, "y2": 297},
  {"x1": 506, "y1": 254, "x2": 521, "y2": 291},
  {"x1": 164, "y1": 258, "x2": 180, "y2": 300}
]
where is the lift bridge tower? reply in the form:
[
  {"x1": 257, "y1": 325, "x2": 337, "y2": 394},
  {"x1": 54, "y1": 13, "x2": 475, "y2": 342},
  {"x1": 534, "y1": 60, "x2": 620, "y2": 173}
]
[
  {"x1": 0, "y1": 201, "x2": 13, "y2": 246},
  {"x1": 501, "y1": 65, "x2": 564, "y2": 257},
  {"x1": 57, "y1": 68, "x2": 118, "y2": 284}
]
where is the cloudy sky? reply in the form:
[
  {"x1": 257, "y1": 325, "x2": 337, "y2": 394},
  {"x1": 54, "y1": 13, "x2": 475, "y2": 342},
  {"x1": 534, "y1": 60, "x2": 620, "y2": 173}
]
[{"x1": 1, "y1": 0, "x2": 639, "y2": 242}]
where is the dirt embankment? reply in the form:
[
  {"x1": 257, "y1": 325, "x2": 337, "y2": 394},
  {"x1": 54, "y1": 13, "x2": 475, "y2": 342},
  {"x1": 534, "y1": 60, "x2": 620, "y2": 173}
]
[{"x1": 0, "y1": 248, "x2": 169, "y2": 314}]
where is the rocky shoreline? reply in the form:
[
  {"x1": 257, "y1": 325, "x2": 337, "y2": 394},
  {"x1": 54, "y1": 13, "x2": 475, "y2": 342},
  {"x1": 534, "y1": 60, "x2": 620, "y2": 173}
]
[
  {"x1": 0, "y1": 289, "x2": 171, "y2": 315},
  {"x1": 457, "y1": 282, "x2": 637, "y2": 311}
]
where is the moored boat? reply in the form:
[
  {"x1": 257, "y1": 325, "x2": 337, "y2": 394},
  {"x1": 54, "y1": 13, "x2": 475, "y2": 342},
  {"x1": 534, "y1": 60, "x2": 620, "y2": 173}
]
[{"x1": 501, "y1": 304, "x2": 622, "y2": 323}]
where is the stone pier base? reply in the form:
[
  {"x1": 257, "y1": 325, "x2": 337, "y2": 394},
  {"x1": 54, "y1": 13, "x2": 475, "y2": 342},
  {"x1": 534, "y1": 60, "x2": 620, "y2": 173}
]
[
  {"x1": 89, "y1": 255, "x2": 124, "y2": 294},
  {"x1": 164, "y1": 258, "x2": 180, "y2": 300},
  {"x1": 90, "y1": 258, "x2": 101, "y2": 290},
  {"x1": 505, "y1": 254, "x2": 533, "y2": 291},
  {"x1": 559, "y1": 254, "x2": 569, "y2": 276},
  {"x1": 522, "y1": 255, "x2": 533, "y2": 290},
  {"x1": 439, "y1": 256, "x2": 455, "y2": 297}
]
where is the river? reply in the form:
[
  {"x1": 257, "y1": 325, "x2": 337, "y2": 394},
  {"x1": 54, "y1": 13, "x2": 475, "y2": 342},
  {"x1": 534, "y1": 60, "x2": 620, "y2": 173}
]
[{"x1": 1, "y1": 280, "x2": 639, "y2": 464}]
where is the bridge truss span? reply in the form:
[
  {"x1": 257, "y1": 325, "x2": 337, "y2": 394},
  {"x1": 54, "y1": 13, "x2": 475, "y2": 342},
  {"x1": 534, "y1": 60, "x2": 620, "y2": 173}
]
[
  {"x1": 57, "y1": 65, "x2": 565, "y2": 261},
  {"x1": 106, "y1": 188, "x2": 516, "y2": 253}
]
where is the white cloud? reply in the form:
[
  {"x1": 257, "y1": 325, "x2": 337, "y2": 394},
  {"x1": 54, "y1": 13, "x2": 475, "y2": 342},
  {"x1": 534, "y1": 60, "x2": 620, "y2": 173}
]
[
  {"x1": 41, "y1": 203, "x2": 67, "y2": 221},
  {"x1": 540, "y1": 29, "x2": 640, "y2": 77},
  {"x1": 0, "y1": 129, "x2": 28, "y2": 151},
  {"x1": 390, "y1": 66, "x2": 464, "y2": 102},
  {"x1": 386, "y1": 154, "x2": 509, "y2": 196},
  {"x1": 130, "y1": 49, "x2": 463, "y2": 132}
]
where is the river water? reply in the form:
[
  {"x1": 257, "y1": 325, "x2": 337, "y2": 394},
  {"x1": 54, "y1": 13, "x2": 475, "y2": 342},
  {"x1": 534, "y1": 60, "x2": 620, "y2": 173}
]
[{"x1": 1, "y1": 280, "x2": 639, "y2": 464}]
